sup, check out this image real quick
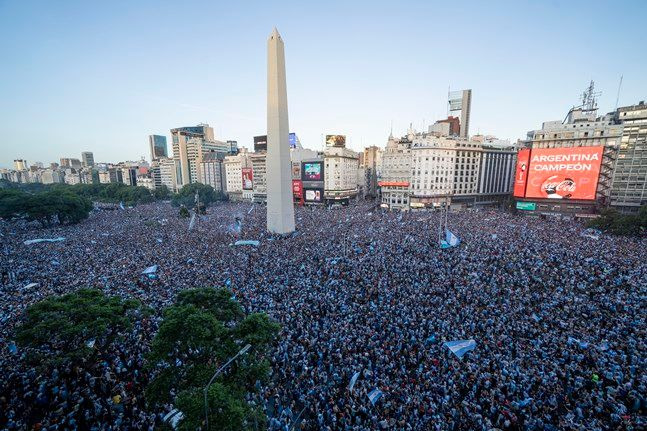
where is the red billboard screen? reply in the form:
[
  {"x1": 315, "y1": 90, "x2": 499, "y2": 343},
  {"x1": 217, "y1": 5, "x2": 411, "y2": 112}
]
[
  {"x1": 513, "y1": 148, "x2": 530, "y2": 197},
  {"x1": 524, "y1": 147, "x2": 603, "y2": 200},
  {"x1": 242, "y1": 168, "x2": 253, "y2": 190},
  {"x1": 292, "y1": 180, "x2": 303, "y2": 200}
]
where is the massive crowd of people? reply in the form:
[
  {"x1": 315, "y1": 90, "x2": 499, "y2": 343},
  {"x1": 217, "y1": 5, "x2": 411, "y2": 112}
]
[{"x1": 1, "y1": 201, "x2": 645, "y2": 430}]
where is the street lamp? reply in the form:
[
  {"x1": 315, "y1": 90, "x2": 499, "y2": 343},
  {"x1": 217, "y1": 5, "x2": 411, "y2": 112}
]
[{"x1": 203, "y1": 343, "x2": 251, "y2": 431}]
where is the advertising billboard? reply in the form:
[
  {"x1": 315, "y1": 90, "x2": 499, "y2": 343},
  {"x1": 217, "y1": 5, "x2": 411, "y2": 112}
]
[
  {"x1": 291, "y1": 162, "x2": 301, "y2": 180},
  {"x1": 292, "y1": 180, "x2": 303, "y2": 201},
  {"x1": 302, "y1": 161, "x2": 324, "y2": 182},
  {"x1": 516, "y1": 202, "x2": 536, "y2": 211},
  {"x1": 289, "y1": 133, "x2": 297, "y2": 148},
  {"x1": 304, "y1": 188, "x2": 323, "y2": 203},
  {"x1": 242, "y1": 168, "x2": 253, "y2": 190},
  {"x1": 513, "y1": 148, "x2": 531, "y2": 198},
  {"x1": 325, "y1": 134, "x2": 346, "y2": 147},
  {"x1": 253, "y1": 135, "x2": 267, "y2": 152},
  {"x1": 525, "y1": 147, "x2": 603, "y2": 200}
]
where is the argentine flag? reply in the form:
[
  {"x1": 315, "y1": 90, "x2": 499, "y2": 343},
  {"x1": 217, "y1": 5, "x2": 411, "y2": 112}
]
[
  {"x1": 444, "y1": 339, "x2": 476, "y2": 359},
  {"x1": 445, "y1": 229, "x2": 460, "y2": 247},
  {"x1": 367, "y1": 387, "x2": 383, "y2": 405},
  {"x1": 349, "y1": 371, "x2": 361, "y2": 393}
]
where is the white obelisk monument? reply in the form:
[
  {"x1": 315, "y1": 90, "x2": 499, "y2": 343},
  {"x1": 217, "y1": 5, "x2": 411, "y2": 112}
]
[{"x1": 266, "y1": 28, "x2": 295, "y2": 234}]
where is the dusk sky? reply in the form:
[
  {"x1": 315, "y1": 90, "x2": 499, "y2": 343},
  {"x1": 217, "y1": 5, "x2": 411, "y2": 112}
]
[{"x1": 1, "y1": 0, "x2": 646, "y2": 168}]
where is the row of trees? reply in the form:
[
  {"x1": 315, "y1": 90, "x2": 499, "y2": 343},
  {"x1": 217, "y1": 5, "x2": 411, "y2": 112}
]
[
  {"x1": 0, "y1": 188, "x2": 93, "y2": 226},
  {"x1": 0, "y1": 181, "x2": 228, "y2": 226},
  {"x1": 15, "y1": 288, "x2": 279, "y2": 430},
  {"x1": 588, "y1": 205, "x2": 647, "y2": 236}
]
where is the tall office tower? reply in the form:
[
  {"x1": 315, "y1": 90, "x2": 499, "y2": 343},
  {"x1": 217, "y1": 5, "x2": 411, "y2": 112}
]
[
  {"x1": 149, "y1": 135, "x2": 168, "y2": 161},
  {"x1": 81, "y1": 151, "x2": 95, "y2": 167},
  {"x1": 610, "y1": 101, "x2": 647, "y2": 213},
  {"x1": 266, "y1": 28, "x2": 295, "y2": 234},
  {"x1": 448, "y1": 89, "x2": 472, "y2": 138},
  {"x1": 13, "y1": 159, "x2": 27, "y2": 170},
  {"x1": 170, "y1": 124, "x2": 228, "y2": 189}
]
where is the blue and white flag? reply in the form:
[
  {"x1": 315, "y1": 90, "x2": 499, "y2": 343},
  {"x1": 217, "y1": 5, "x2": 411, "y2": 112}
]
[
  {"x1": 444, "y1": 339, "x2": 476, "y2": 359},
  {"x1": 367, "y1": 387, "x2": 383, "y2": 405},
  {"x1": 119, "y1": 201, "x2": 125, "y2": 210},
  {"x1": 349, "y1": 371, "x2": 361, "y2": 393},
  {"x1": 445, "y1": 230, "x2": 460, "y2": 247}
]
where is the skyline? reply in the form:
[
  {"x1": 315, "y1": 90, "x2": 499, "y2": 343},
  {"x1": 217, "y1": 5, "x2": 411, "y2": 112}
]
[{"x1": 1, "y1": 0, "x2": 647, "y2": 168}]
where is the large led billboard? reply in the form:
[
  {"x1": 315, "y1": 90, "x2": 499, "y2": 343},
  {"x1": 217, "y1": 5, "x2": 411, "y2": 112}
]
[
  {"x1": 292, "y1": 180, "x2": 303, "y2": 201},
  {"x1": 289, "y1": 133, "x2": 297, "y2": 148},
  {"x1": 304, "y1": 188, "x2": 323, "y2": 203},
  {"x1": 524, "y1": 147, "x2": 603, "y2": 200},
  {"x1": 302, "y1": 161, "x2": 323, "y2": 182},
  {"x1": 325, "y1": 135, "x2": 346, "y2": 147},
  {"x1": 242, "y1": 168, "x2": 253, "y2": 190},
  {"x1": 513, "y1": 148, "x2": 531, "y2": 198}
]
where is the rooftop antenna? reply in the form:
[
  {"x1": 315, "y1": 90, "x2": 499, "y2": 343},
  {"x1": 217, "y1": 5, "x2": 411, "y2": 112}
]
[
  {"x1": 390, "y1": 120, "x2": 393, "y2": 137},
  {"x1": 581, "y1": 80, "x2": 601, "y2": 113},
  {"x1": 615, "y1": 75, "x2": 623, "y2": 110},
  {"x1": 447, "y1": 85, "x2": 450, "y2": 117}
]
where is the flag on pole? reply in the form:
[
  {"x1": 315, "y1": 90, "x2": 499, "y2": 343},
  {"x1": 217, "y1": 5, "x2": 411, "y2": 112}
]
[
  {"x1": 188, "y1": 213, "x2": 196, "y2": 231},
  {"x1": 445, "y1": 229, "x2": 460, "y2": 247},
  {"x1": 119, "y1": 201, "x2": 125, "y2": 210},
  {"x1": 367, "y1": 387, "x2": 383, "y2": 405},
  {"x1": 444, "y1": 339, "x2": 476, "y2": 359},
  {"x1": 349, "y1": 371, "x2": 361, "y2": 393}
]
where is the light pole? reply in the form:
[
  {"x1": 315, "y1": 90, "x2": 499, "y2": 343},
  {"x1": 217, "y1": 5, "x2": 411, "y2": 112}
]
[{"x1": 203, "y1": 344, "x2": 251, "y2": 431}]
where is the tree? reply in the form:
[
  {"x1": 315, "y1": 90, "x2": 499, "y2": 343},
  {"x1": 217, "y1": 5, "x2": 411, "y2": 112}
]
[
  {"x1": 588, "y1": 205, "x2": 647, "y2": 236},
  {"x1": 0, "y1": 188, "x2": 92, "y2": 226},
  {"x1": 146, "y1": 288, "x2": 280, "y2": 431},
  {"x1": 15, "y1": 289, "x2": 142, "y2": 366},
  {"x1": 154, "y1": 184, "x2": 171, "y2": 200},
  {"x1": 171, "y1": 183, "x2": 225, "y2": 208}
]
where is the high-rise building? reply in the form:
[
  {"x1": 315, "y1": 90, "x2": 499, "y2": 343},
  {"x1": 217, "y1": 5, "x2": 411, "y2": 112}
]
[
  {"x1": 149, "y1": 135, "x2": 168, "y2": 161},
  {"x1": 610, "y1": 101, "x2": 647, "y2": 212},
  {"x1": 379, "y1": 133, "x2": 413, "y2": 209},
  {"x1": 448, "y1": 89, "x2": 472, "y2": 138},
  {"x1": 224, "y1": 149, "x2": 252, "y2": 201},
  {"x1": 170, "y1": 124, "x2": 230, "y2": 189},
  {"x1": 251, "y1": 152, "x2": 267, "y2": 203},
  {"x1": 159, "y1": 158, "x2": 177, "y2": 192},
  {"x1": 60, "y1": 158, "x2": 82, "y2": 169},
  {"x1": 266, "y1": 28, "x2": 295, "y2": 233},
  {"x1": 199, "y1": 152, "x2": 226, "y2": 193},
  {"x1": 81, "y1": 151, "x2": 95, "y2": 167},
  {"x1": 362, "y1": 146, "x2": 382, "y2": 198},
  {"x1": 13, "y1": 159, "x2": 27, "y2": 171},
  {"x1": 324, "y1": 146, "x2": 359, "y2": 203}
]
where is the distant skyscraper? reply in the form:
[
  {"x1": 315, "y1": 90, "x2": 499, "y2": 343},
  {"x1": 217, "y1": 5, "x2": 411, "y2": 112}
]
[
  {"x1": 81, "y1": 151, "x2": 95, "y2": 167},
  {"x1": 13, "y1": 159, "x2": 27, "y2": 170},
  {"x1": 448, "y1": 89, "x2": 472, "y2": 138},
  {"x1": 266, "y1": 28, "x2": 295, "y2": 234},
  {"x1": 149, "y1": 135, "x2": 168, "y2": 161}
]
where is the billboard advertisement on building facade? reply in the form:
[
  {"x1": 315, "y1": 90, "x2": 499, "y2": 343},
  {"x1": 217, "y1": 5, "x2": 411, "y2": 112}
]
[
  {"x1": 292, "y1": 162, "x2": 301, "y2": 180},
  {"x1": 304, "y1": 188, "x2": 323, "y2": 203},
  {"x1": 302, "y1": 161, "x2": 324, "y2": 182},
  {"x1": 292, "y1": 180, "x2": 303, "y2": 200},
  {"x1": 513, "y1": 148, "x2": 531, "y2": 198},
  {"x1": 325, "y1": 135, "x2": 346, "y2": 147},
  {"x1": 289, "y1": 133, "x2": 297, "y2": 148},
  {"x1": 242, "y1": 168, "x2": 253, "y2": 190},
  {"x1": 524, "y1": 146, "x2": 603, "y2": 200}
]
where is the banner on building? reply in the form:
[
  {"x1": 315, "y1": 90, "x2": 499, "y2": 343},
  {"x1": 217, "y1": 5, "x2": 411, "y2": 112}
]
[
  {"x1": 524, "y1": 147, "x2": 603, "y2": 200},
  {"x1": 242, "y1": 168, "x2": 253, "y2": 190},
  {"x1": 325, "y1": 135, "x2": 346, "y2": 147},
  {"x1": 513, "y1": 148, "x2": 531, "y2": 197}
]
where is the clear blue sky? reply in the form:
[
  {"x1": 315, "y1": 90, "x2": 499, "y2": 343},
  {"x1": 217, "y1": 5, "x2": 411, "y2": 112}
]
[{"x1": 1, "y1": 0, "x2": 646, "y2": 168}]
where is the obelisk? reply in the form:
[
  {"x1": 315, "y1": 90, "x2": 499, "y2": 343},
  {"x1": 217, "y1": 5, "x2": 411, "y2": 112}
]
[{"x1": 266, "y1": 28, "x2": 295, "y2": 234}]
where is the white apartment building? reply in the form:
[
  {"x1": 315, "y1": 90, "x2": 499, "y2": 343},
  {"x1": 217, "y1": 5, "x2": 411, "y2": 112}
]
[
  {"x1": 324, "y1": 146, "x2": 359, "y2": 202},
  {"x1": 137, "y1": 177, "x2": 155, "y2": 190},
  {"x1": 379, "y1": 134, "x2": 412, "y2": 209},
  {"x1": 250, "y1": 152, "x2": 267, "y2": 203},
  {"x1": 64, "y1": 172, "x2": 81, "y2": 185},
  {"x1": 159, "y1": 158, "x2": 177, "y2": 192},
  {"x1": 224, "y1": 150, "x2": 252, "y2": 201}
]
